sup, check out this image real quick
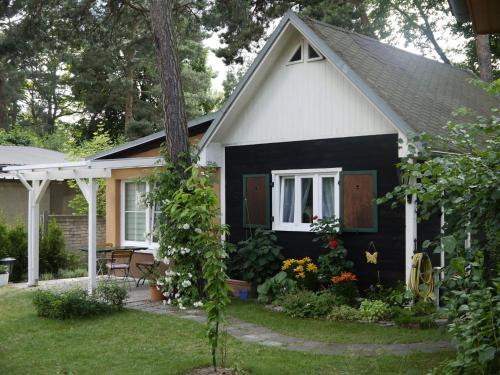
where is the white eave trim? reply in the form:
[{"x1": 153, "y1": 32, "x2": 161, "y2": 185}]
[{"x1": 2, "y1": 157, "x2": 163, "y2": 181}]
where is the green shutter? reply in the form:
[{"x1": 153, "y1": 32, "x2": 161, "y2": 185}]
[
  {"x1": 243, "y1": 174, "x2": 270, "y2": 229},
  {"x1": 340, "y1": 170, "x2": 378, "y2": 232}
]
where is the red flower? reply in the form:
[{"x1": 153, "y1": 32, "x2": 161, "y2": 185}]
[
  {"x1": 312, "y1": 215, "x2": 318, "y2": 221},
  {"x1": 328, "y1": 239, "x2": 338, "y2": 249}
]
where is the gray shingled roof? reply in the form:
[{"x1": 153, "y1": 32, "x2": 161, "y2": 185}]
[
  {"x1": 302, "y1": 16, "x2": 499, "y2": 136},
  {"x1": 0, "y1": 145, "x2": 69, "y2": 166}
]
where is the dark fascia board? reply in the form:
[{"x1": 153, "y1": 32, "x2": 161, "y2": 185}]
[
  {"x1": 448, "y1": 0, "x2": 470, "y2": 22},
  {"x1": 199, "y1": 10, "x2": 414, "y2": 151},
  {"x1": 88, "y1": 112, "x2": 218, "y2": 160}
]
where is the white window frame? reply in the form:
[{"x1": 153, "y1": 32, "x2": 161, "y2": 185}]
[
  {"x1": 306, "y1": 42, "x2": 324, "y2": 62},
  {"x1": 120, "y1": 180, "x2": 159, "y2": 251},
  {"x1": 286, "y1": 41, "x2": 304, "y2": 66},
  {"x1": 271, "y1": 168, "x2": 342, "y2": 232}
]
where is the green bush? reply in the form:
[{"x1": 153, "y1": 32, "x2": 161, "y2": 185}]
[
  {"x1": 0, "y1": 264, "x2": 8, "y2": 274},
  {"x1": 277, "y1": 290, "x2": 342, "y2": 319},
  {"x1": 6, "y1": 220, "x2": 28, "y2": 282},
  {"x1": 358, "y1": 300, "x2": 391, "y2": 322},
  {"x1": 257, "y1": 271, "x2": 296, "y2": 304},
  {"x1": 32, "y1": 282, "x2": 128, "y2": 319},
  {"x1": 327, "y1": 305, "x2": 359, "y2": 321},
  {"x1": 40, "y1": 219, "x2": 67, "y2": 276},
  {"x1": 330, "y1": 280, "x2": 359, "y2": 306},
  {"x1": 229, "y1": 229, "x2": 283, "y2": 286},
  {"x1": 393, "y1": 311, "x2": 437, "y2": 329}
]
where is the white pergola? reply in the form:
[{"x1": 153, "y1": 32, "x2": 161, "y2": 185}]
[{"x1": 2, "y1": 157, "x2": 163, "y2": 291}]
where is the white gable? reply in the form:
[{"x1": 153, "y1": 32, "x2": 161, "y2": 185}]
[{"x1": 211, "y1": 27, "x2": 397, "y2": 147}]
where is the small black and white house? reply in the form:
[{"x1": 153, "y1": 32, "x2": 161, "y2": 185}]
[{"x1": 198, "y1": 11, "x2": 498, "y2": 286}]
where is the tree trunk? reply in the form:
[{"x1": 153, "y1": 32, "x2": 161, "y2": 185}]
[
  {"x1": 149, "y1": 0, "x2": 189, "y2": 163},
  {"x1": 475, "y1": 34, "x2": 492, "y2": 83},
  {"x1": 0, "y1": 76, "x2": 7, "y2": 129},
  {"x1": 124, "y1": 68, "x2": 134, "y2": 134}
]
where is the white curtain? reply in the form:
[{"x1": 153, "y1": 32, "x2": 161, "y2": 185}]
[
  {"x1": 301, "y1": 178, "x2": 313, "y2": 223},
  {"x1": 282, "y1": 178, "x2": 295, "y2": 223},
  {"x1": 322, "y1": 177, "x2": 335, "y2": 218}
]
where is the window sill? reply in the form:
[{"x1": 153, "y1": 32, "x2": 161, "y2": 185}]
[{"x1": 272, "y1": 224, "x2": 313, "y2": 233}]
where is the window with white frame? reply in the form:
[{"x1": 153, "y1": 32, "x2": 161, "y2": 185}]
[
  {"x1": 272, "y1": 168, "x2": 341, "y2": 231},
  {"x1": 121, "y1": 181, "x2": 160, "y2": 247}
]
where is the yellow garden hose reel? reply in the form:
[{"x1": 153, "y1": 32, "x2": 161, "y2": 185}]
[{"x1": 408, "y1": 252, "x2": 435, "y2": 301}]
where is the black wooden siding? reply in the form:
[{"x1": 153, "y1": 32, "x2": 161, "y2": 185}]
[{"x1": 225, "y1": 134, "x2": 439, "y2": 288}]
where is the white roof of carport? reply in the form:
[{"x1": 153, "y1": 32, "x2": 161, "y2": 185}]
[{"x1": 1, "y1": 156, "x2": 163, "y2": 291}]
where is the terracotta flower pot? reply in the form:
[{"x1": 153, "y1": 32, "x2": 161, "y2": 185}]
[{"x1": 150, "y1": 285, "x2": 165, "y2": 302}]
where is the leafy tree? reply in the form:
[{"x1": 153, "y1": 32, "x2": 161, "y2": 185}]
[{"x1": 379, "y1": 80, "x2": 499, "y2": 373}]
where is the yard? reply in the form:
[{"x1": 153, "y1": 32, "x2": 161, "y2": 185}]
[{"x1": 0, "y1": 287, "x2": 453, "y2": 375}]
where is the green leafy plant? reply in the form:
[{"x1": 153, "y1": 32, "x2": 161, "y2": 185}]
[
  {"x1": 358, "y1": 300, "x2": 391, "y2": 322},
  {"x1": 149, "y1": 153, "x2": 232, "y2": 371},
  {"x1": 327, "y1": 305, "x2": 359, "y2": 321},
  {"x1": 39, "y1": 219, "x2": 67, "y2": 276},
  {"x1": 277, "y1": 290, "x2": 343, "y2": 319},
  {"x1": 32, "y1": 282, "x2": 127, "y2": 319},
  {"x1": 257, "y1": 271, "x2": 297, "y2": 304},
  {"x1": 310, "y1": 216, "x2": 353, "y2": 284},
  {"x1": 0, "y1": 265, "x2": 8, "y2": 274},
  {"x1": 229, "y1": 229, "x2": 283, "y2": 286}
]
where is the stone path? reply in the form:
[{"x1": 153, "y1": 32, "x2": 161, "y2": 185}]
[{"x1": 127, "y1": 299, "x2": 452, "y2": 356}]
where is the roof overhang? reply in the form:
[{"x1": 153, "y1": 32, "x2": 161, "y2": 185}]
[
  {"x1": 2, "y1": 157, "x2": 163, "y2": 181},
  {"x1": 449, "y1": 0, "x2": 500, "y2": 34},
  {"x1": 198, "y1": 10, "x2": 414, "y2": 152}
]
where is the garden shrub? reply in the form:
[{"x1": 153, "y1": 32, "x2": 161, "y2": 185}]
[
  {"x1": 32, "y1": 282, "x2": 127, "y2": 319},
  {"x1": 229, "y1": 229, "x2": 283, "y2": 286},
  {"x1": 330, "y1": 272, "x2": 359, "y2": 306},
  {"x1": 40, "y1": 219, "x2": 67, "y2": 276},
  {"x1": 277, "y1": 290, "x2": 342, "y2": 318},
  {"x1": 327, "y1": 305, "x2": 359, "y2": 321},
  {"x1": 257, "y1": 271, "x2": 297, "y2": 304},
  {"x1": 358, "y1": 300, "x2": 391, "y2": 322},
  {"x1": 6, "y1": 220, "x2": 28, "y2": 282}
]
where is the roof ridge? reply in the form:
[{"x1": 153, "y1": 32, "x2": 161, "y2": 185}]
[{"x1": 299, "y1": 14, "x2": 473, "y2": 74}]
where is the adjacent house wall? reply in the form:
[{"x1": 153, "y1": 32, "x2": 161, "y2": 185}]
[{"x1": 0, "y1": 180, "x2": 75, "y2": 225}]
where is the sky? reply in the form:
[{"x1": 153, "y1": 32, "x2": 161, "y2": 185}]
[{"x1": 203, "y1": 12, "x2": 467, "y2": 93}]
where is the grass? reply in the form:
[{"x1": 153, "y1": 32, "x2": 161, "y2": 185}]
[
  {"x1": 0, "y1": 287, "x2": 453, "y2": 375},
  {"x1": 226, "y1": 299, "x2": 449, "y2": 344}
]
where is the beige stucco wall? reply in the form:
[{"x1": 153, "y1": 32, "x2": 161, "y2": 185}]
[{"x1": 105, "y1": 132, "x2": 215, "y2": 248}]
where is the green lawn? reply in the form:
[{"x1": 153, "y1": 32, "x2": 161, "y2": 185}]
[
  {"x1": 0, "y1": 287, "x2": 453, "y2": 375},
  {"x1": 226, "y1": 299, "x2": 449, "y2": 344}
]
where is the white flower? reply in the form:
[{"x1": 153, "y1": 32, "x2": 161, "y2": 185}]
[
  {"x1": 193, "y1": 301, "x2": 203, "y2": 308},
  {"x1": 182, "y1": 223, "x2": 190, "y2": 230},
  {"x1": 163, "y1": 292, "x2": 168, "y2": 297},
  {"x1": 181, "y1": 280, "x2": 192, "y2": 288},
  {"x1": 175, "y1": 293, "x2": 180, "y2": 299},
  {"x1": 162, "y1": 300, "x2": 167, "y2": 305},
  {"x1": 167, "y1": 299, "x2": 171, "y2": 305},
  {"x1": 194, "y1": 228, "x2": 202, "y2": 234},
  {"x1": 179, "y1": 304, "x2": 186, "y2": 310},
  {"x1": 188, "y1": 273, "x2": 192, "y2": 278}
]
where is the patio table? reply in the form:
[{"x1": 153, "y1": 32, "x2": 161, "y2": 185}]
[{"x1": 79, "y1": 245, "x2": 149, "y2": 276}]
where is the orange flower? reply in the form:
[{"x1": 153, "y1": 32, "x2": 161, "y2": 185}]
[{"x1": 331, "y1": 272, "x2": 358, "y2": 284}]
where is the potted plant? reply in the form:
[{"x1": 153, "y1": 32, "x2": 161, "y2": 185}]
[
  {"x1": 0, "y1": 265, "x2": 9, "y2": 286},
  {"x1": 148, "y1": 268, "x2": 165, "y2": 302}
]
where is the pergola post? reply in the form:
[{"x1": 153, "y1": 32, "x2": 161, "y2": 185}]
[
  {"x1": 405, "y1": 176, "x2": 417, "y2": 285},
  {"x1": 88, "y1": 178, "x2": 97, "y2": 291},
  {"x1": 27, "y1": 189, "x2": 35, "y2": 287},
  {"x1": 32, "y1": 181, "x2": 40, "y2": 286}
]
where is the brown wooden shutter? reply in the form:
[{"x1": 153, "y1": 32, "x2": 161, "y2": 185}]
[
  {"x1": 340, "y1": 171, "x2": 378, "y2": 232},
  {"x1": 243, "y1": 174, "x2": 270, "y2": 228}
]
